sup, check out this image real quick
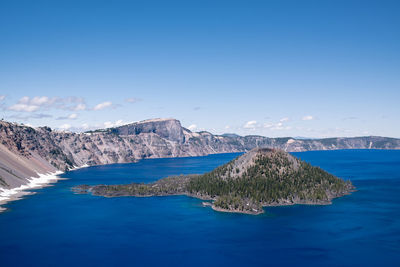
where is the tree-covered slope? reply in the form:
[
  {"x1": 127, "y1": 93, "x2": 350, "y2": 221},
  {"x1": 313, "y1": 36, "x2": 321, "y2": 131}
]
[
  {"x1": 74, "y1": 148, "x2": 354, "y2": 215},
  {"x1": 187, "y1": 148, "x2": 353, "y2": 213}
]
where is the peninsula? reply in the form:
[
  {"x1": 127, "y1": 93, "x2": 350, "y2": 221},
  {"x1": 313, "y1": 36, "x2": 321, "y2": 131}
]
[{"x1": 73, "y1": 148, "x2": 354, "y2": 215}]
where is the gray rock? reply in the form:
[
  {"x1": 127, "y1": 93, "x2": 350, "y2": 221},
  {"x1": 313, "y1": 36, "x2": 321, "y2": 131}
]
[{"x1": 0, "y1": 118, "x2": 399, "y2": 191}]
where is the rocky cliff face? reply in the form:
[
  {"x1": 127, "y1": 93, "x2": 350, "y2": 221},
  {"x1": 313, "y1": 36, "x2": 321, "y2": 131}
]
[
  {"x1": 115, "y1": 118, "x2": 186, "y2": 144},
  {"x1": 0, "y1": 118, "x2": 399, "y2": 190}
]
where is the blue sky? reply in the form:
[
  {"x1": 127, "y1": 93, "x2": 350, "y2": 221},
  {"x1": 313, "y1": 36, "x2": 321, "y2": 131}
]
[{"x1": 0, "y1": 0, "x2": 399, "y2": 137}]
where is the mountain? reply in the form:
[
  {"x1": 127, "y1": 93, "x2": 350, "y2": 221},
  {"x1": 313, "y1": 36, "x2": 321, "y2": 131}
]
[
  {"x1": 112, "y1": 118, "x2": 186, "y2": 143},
  {"x1": 74, "y1": 148, "x2": 354, "y2": 214},
  {"x1": 0, "y1": 118, "x2": 399, "y2": 195}
]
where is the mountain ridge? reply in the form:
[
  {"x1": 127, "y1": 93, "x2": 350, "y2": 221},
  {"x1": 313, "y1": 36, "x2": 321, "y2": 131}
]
[{"x1": 0, "y1": 118, "x2": 399, "y2": 195}]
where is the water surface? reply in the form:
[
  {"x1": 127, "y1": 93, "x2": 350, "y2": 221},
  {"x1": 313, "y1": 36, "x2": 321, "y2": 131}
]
[{"x1": 1, "y1": 150, "x2": 399, "y2": 266}]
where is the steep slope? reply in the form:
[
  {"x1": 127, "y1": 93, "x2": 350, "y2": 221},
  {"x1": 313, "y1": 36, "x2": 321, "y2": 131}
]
[
  {"x1": 0, "y1": 122, "x2": 69, "y2": 189},
  {"x1": 188, "y1": 148, "x2": 353, "y2": 213},
  {"x1": 114, "y1": 118, "x2": 186, "y2": 143},
  {"x1": 0, "y1": 118, "x2": 398, "y2": 194},
  {"x1": 75, "y1": 148, "x2": 354, "y2": 215}
]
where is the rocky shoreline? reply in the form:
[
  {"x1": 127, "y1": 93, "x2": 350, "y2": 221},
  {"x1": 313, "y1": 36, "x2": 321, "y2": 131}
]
[
  {"x1": 73, "y1": 182, "x2": 354, "y2": 215},
  {"x1": 72, "y1": 148, "x2": 355, "y2": 215},
  {"x1": 0, "y1": 118, "x2": 397, "y2": 199}
]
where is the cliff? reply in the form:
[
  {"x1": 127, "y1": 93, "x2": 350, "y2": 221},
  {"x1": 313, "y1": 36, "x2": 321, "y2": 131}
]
[{"x1": 0, "y1": 118, "x2": 399, "y2": 191}]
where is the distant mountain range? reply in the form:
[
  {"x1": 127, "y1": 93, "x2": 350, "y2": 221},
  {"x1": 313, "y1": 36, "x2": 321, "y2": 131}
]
[{"x1": 0, "y1": 118, "x2": 399, "y2": 192}]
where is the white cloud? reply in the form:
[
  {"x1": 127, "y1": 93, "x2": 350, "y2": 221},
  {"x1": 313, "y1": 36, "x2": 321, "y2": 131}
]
[
  {"x1": 7, "y1": 113, "x2": 52, "y2": 120},
  {"x1": 103, "y1": 121, "x2": 113, "y2": 128},
  {"x1": 188, "y1": 124, "x2": 197, "y2": 131},
  {"x1": 280, "y1": 117, "x2": 289, "y2": 122},
  {"x1": 68, "y1": 113, "x2": 78, "y2": 119},
  {"x1": 18, "y1": 96, "x2": 29, "y2": 104},
  {"x1": 244, "y1": 120, "x2": 257, "y2": 129},
  {"x1": 302, "y1": 115, "x2": 314, "y2": 121},
  {"x1": 93, "y1": 101, "x2": 113, "y2": 110},
  {"x1": 272, "y1": 123, "x2": 292, "y2": 131},
  {"x1": 58, "y1": 97, "x2": 86, "y2": 111},
  {"x1": 59, "y1": 124, "x2": 71, "y2": 130},
  {"x1": 264, "y1": 121, "x2": 291, "y2": 131},
  {"x1": 103, "y1": 119, "x2": 125, "y2": 128},
  {"x1": 9, "y1": 103, "x2": 40, "y2": 112},
  {"x1": 263, "y1": 123, "x2": 273, "y2": 128},
  {"x1": 225, "y1": 125, "x2": 230, "y2": 129},
  {"x1": 8, "y1": 96, "x2": 86, "y2": 112},
  {"x1": 0, "y1": 95, "x2": 5, "y2": 101},
  {"x1": 9, "y1": 96, "x2": 56, "y2": 112},
  {"x1": 71, "y1": 120, "x2": 129, "y2": 132},
  {"x1": 73, "y1": 103, "x2": 86, "y2": 111},
  {"x1": 30, "y1": 96, "x2": 53, "y2": 106},
  {"x1": 56, "y1": 113, "x2": 78, "y2": 120},
  {"x1": 125, "y1": 97, "x2": 141, "y2": 103}
]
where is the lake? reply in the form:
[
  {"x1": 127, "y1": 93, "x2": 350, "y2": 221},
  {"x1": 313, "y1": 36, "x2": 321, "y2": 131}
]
[{"x1": 1, "y1": 150, "x2": 399, "y2": 266}]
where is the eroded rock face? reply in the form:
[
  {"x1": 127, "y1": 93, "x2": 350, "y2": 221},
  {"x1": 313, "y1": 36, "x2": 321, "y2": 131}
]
[
  {"x1": 115, "y1": 118, "x2": 185, "y2": 144},
  {"x1": 0, "y1": 118, "x2": 399, "y2": 190}
]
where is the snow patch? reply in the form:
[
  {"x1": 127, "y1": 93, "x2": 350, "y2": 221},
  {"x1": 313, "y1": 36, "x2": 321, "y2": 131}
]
[
  {"x1": 0, "y1": 163, "x2": 92, "y2": 211},
  {"x1": 72, "y1": 164, "x2": 89, "y2": 170},
  {"x1": 0, "y1": 171, "x2": 63, "y2": 207}
]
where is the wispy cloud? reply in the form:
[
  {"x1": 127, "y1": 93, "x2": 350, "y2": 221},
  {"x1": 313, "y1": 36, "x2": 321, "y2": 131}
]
[
  {"x1": 125, "y1": 97, "x2": 142, "y2": 104},
  {"x1": 243, "y1": 119, "x2": 293, "y2": 131},
  {"x1": 243, "y1": 120, "x2": 258, "y2": 129},
  {"x1": 56, "y1": 113, "x2": 78, "y2": 120},
  {"x1": 188, "y1": 124, "x2": 197, "y2": 131},
  {"x1": 81, "y1": 123, "x2": 89, "y2": 130},
  {"x1": 93, "y1": 101, "x2": 113, "y2": 111},
  {"x1": 72, "y1": 103, "x2": 86, "y2": 111},
  {"x1": 7, "y1": 113, "x2": 53, "y2": 120},
  {"x1": 54, "y1": 97, "x2": 87, "y2": 111},
  {"x1": 58, "y1": 123, "x2": 72, "y2": 131},
  {"x1": 9, "y1": 104, "x2": 40, "y2": 112},
  {"x1": 302, "y1": 115, "x2": 314, "y2": 121},
  {"x1": 57, "y1": 97, "x2": 87, "y2": 111},
  {"x1": 8, "y1": 96, "x2": 87, "y2": 112},
  {"x1": 0, "y1": 95, "x2": 5, "y2": 101},
  {"x1": 64, "y1": 119, "x2": 130, "y2": 133},
  {"x1": 342, "y1": 116, "x2": 358, "y2": 121},
  {"x1": 264, "y1": 122, "x2": 291, "y2": 131},
  {"x1": 103, "y1": 119, "x2": 125, "y2": 128},
  {"x1": 8, "y1": 96, "x2": 55, "y2": 112}
]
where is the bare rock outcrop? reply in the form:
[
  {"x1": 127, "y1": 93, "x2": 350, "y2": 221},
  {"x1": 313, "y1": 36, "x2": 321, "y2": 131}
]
[{"x1": 0, "y1": 118, "x2": 399, "y2": 191}]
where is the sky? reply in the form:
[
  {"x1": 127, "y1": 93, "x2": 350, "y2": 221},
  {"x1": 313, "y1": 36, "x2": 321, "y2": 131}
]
[{"x1": 0, "y1": 0, "x2": 399, "y2": 138}]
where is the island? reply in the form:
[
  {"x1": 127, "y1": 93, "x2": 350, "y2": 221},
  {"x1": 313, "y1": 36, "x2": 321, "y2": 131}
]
[{"x1": 73, "y1": 148, "x2": 355, "y2": 215}]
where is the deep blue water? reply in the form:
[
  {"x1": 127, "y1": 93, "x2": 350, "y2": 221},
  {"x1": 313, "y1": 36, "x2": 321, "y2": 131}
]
[{"x1": 1, "y1": 150, "x2": 400, "y2": 266}]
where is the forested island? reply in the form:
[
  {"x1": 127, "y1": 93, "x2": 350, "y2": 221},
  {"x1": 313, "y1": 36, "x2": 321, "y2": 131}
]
[
  {"x1": 73, "y1": 148, "x2": 354, "y2": 215},
  {"x1": 0, "y1": 118, "x2": 396, "y2": 200}
]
